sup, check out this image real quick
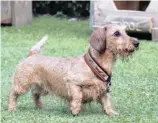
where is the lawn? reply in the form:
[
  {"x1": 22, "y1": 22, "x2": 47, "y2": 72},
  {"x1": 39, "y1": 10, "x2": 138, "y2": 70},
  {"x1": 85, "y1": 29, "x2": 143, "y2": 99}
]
[{"x1": 1, "y1": 16, "x2": 158, "y2": 123}]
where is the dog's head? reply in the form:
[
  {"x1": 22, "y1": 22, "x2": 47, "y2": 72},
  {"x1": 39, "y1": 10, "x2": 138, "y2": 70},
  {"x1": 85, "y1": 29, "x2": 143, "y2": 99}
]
[{"x1": 89, "y1": 25, "x2": 139, "y2": 57}]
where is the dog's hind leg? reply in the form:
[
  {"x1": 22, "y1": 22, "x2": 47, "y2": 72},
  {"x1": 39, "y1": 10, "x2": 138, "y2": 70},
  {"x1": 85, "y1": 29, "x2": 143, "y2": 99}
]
[
  {"x1": 31, "y1": 85, "x2": 45, "y2": 109},
  {"x1": 8, "y1": 80, "x2": 31, "y2": 111},
  {"x1": 8, "y1": 69, "x2": 35, "y2": 111},
  {"x1": 8, "y1": 89, "x2": 20, "y2": 111}
]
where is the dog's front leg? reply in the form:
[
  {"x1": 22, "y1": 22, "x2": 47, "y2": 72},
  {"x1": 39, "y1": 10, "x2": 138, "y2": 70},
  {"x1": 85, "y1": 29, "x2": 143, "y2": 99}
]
[
  {"x1": 100, "y1": 93, "x2": 119, "y2": 116},
  {"x1": 69, "y1": 85, "x2": 83, "y2": 116}
]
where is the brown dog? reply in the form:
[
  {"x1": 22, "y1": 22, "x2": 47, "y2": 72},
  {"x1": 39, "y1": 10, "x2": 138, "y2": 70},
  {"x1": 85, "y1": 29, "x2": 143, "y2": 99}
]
[{"x1": 8, "y1": 25, "x2": 139, "y2": 116}]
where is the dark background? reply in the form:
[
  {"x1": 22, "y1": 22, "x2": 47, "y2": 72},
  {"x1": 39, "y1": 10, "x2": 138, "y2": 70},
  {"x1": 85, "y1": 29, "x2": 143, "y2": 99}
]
[{"x1": 33, "y1": 1, "x2": 90, "y2": 18}]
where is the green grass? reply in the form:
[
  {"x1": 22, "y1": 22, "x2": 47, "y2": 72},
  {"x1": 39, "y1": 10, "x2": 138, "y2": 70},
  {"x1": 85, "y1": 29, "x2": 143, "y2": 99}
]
[{"x1": 1, "y1": 16, "x2": 158, "y2": 123}]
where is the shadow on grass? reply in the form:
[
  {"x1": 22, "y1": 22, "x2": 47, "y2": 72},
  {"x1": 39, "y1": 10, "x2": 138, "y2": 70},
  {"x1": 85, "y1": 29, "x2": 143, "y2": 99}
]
[{"x1": 7, "y1": 102, "x2": 105, "y2": 117}]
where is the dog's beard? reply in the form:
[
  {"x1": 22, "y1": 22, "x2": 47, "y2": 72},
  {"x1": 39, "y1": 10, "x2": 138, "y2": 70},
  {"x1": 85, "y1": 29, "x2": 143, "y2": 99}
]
[
  {"x1": 107, "y1": 45, "x2": 137, "y2": 60},
  {"x1": 115, "y1": 48, "x2": 135, "y2": 61},
  {"x1": 116, "y1": 44, "x2": 136, "y2": 57}
]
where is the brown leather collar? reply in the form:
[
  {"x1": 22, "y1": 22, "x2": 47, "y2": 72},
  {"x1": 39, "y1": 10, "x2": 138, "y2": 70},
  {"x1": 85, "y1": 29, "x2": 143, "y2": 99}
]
[{"x1": 84, "y1": 50, "x2": 111, "y2": 92}]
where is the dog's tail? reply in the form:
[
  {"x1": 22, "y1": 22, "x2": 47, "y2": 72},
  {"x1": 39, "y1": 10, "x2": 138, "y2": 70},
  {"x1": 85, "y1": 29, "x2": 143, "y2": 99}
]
[{"x1": 28, "y1": 35, "x2": 48, "y2": 56}]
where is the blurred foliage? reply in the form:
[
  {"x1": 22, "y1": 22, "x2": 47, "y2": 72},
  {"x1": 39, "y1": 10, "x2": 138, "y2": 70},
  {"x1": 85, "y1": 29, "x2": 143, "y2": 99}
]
[{"x1": 33, "y1": 1, "x2": 90, "y2": 17}]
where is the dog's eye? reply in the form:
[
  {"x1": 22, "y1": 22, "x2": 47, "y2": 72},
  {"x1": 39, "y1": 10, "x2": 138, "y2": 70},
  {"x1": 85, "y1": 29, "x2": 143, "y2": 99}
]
[{"x1": 114, "y1": 31, "x2": 121, "y2": 37}]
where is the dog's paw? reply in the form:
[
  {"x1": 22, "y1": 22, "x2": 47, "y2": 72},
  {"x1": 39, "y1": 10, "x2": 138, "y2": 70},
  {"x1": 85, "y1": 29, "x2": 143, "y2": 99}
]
[
  {"x1": 106, "y1": 110, "x2": 119, "y2": 116},
  {"x1": 36, "y1": 103, "x2": 44, "y2": 109},
  {"x1": 8, "y1": 107, "x2": 16, "y2": 111},
  {"x1": 71, "y1": 112, "x2": 79, "y2": 117}
]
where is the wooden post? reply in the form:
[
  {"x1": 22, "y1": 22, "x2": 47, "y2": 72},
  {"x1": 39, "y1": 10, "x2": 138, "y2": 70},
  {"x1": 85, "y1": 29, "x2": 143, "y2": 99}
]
[
  {"x1": 1, "y1": 1, "x2": 11, "y2": 24},
  {"x1": 152, "y1": 28, "x2": 158, "y2": 41},
  {"x1": 11, "y1": 1, "x2": 32, "y2": 27}
]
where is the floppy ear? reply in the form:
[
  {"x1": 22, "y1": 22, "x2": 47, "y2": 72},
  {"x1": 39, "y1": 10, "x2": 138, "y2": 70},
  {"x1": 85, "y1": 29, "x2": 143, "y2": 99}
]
[{"x1": 89, "y1": 27, "x2": 107, "y2": 54}]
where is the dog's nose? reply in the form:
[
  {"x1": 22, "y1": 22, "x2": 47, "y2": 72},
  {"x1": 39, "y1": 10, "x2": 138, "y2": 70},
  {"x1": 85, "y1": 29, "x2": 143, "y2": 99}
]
[{"x1": 133, "y1": 39, "x2": 139, "y2": 48}]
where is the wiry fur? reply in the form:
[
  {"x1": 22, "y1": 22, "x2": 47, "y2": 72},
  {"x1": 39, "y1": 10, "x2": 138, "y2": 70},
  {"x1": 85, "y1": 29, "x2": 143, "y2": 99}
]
[{"x1": 8, "y1": 25, "x2": 139, "y2": 116}]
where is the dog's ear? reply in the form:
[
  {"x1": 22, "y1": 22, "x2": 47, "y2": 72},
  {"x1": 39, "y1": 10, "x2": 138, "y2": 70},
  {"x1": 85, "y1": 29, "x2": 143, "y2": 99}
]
[{"x1": 89, "y1": 27, "x2": 107, "y2": 54}]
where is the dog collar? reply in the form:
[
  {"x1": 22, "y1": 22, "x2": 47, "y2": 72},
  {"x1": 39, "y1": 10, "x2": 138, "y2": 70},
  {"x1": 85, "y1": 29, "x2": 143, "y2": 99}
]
[{"x1": 84, "y1": 50, "x2": 111, "y2": 92}]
